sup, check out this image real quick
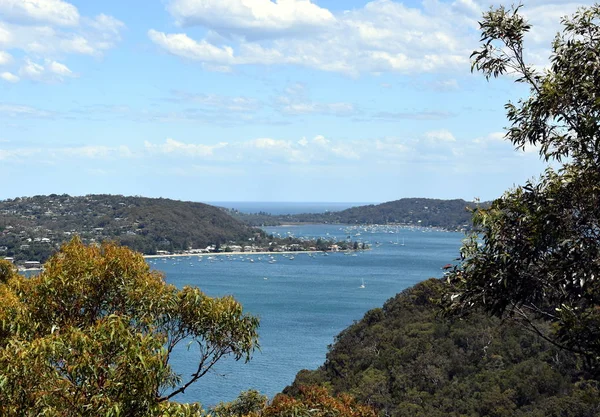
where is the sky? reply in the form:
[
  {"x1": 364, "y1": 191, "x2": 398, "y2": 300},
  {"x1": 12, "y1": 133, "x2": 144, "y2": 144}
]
[{"x1": 0, "y1": 0, "x2": 593, "y2": 203}]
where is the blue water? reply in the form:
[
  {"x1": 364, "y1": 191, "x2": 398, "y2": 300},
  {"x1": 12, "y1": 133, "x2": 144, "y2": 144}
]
[
  {"x1": 151, "y1": 224, "x2": 464, "y2": 407},
  {"x1": 206, "y1": 201, "x2": 374, "y2": 215}
]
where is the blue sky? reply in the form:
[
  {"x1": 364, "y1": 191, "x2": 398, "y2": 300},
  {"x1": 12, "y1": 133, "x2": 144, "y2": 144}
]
[{"x1": 0, "y1": 0, "x2": 591, "y2": 203}]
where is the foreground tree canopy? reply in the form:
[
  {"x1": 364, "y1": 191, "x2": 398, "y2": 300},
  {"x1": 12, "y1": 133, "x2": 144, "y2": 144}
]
[
  {"x1": 0, "y1": 237, "x2": 259, "y2": 416},
  {"x1": 446, "y1": 4, "x2": 600, "y2": 375},
  {"x1": 213, "y1": 386, "x2": 376, "y2": 417}
]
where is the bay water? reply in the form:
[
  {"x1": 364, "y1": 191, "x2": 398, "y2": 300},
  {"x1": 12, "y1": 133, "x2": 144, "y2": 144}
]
[{"x1": 151, "y1": 223, "x2": 464, "y2": 407}]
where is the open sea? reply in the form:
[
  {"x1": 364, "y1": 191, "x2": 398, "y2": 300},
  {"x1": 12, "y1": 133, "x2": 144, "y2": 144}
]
[{"x1": 149, "y1": 221, "x2": 465, "y2": 407}]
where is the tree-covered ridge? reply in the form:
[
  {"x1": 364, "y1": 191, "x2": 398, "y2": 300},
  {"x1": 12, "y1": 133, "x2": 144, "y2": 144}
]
[
  {"x1": 286, "y1": 279, "x2": 600, "y2": 417},
  {"x1": 231, "y1": 198, "x2": 485, "y2": 230},
  {"x1": 0, "y1": 194, "x2": 264, "y2": 262}
]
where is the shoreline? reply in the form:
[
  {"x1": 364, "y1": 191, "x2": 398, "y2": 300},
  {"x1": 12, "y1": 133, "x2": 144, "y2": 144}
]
[
  {"x1": 16, "y1": 250, "x2": 350, "y2": 272},
  {"x1": 142, "y1": 250, "x2": 355, "y2": 259}
]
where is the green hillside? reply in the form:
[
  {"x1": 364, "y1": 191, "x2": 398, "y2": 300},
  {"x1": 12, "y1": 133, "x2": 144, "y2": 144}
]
[
  {"x1": 0, "y1": 194, "x2": 264, "y2": 262},
  {"x1": 232, "y1": 198, "x2": 484, "y2": 230},
  {"x1": 286, "y1": 279, "x2": 600, "y2": 417}
]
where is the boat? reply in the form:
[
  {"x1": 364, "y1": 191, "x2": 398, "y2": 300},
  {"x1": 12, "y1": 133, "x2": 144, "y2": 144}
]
[{"x1": 360, "y1": 279, "x2": 365, "y2": 289}]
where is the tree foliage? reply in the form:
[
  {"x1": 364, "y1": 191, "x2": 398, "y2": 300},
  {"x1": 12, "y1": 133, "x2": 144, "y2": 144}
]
[
  {"x1": 214, "y1": 386, "x2": 376, "y2": 417},
  {"x1": 0, "y1": 238, "x2": 259, "y2": 416},
  {"x1": 446, "y1": 4, "x2": 600, "y2": 374}
]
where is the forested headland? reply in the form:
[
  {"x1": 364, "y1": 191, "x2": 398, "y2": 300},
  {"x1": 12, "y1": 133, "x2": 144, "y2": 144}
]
[
  {"x1": 0, "y1": 194, "x2": 264, "y2": 262},
  {"x1": 0, "y1": 194, "x2": 365, "y2": 264},
  {"x1": 230, "y1": 198, "x2": 485, "y2": 230}
]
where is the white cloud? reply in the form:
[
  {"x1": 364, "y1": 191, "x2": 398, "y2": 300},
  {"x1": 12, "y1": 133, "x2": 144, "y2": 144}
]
[
  {"x1": 245, "y1": 137, "x2": 307, "y2": 163},
  {"x1": 375, "y1": 139, "x2": 411, "y2": 155},
  {"x1": 0, "y1": 2, "x2": 124, "y2": 79},
  {"x1": 148, "y1": 29, "x2": 235, "y2": 64},
  {"x1": 251, "y1": 137, "x2": 291, "y2": 150},
  {"x1": 144, "y1": 138, "x2": 229, "y2": 157},
  {"x1": 425, "y1": 129, "x2": 456, "y2": 143},
  {"x1": 0, "y1": 25, "x2": 12, "y2": 45},
  {"x1": 47, "y1": 60, "x2": 72, "y2": 76},
  {"x1": 56, "y1": 35, "x2": 96, "y2": 55},
  {"x1": 150, "y1": 0, "x2": 598, "y2": 76},
  {"x1": 0, "y1": 0, "x2": 79, "y2": 27},
  {"x1": 473, "y1": 132, "x2": 505, "y2": 144},
  {"x1": 88, "y1": 13, "x2": 125, "y2": 34},
  {"x1": 19, "y1": 58, "x2": 75, "y2": 82},
  {"x1": 330, "y1": 144, "x2": 360, "y2": 160},
  {"x1": 0, "y1": 128, "x2": 546, "y2": 178},
  {"x1": 167, "y1": 0, "x2": 335, "y2": 38},
  {"x1": 150, "y1": 0, "x2": 475, "y2": 75},
  {"x1": 1, "y1": 19, "x2": 124, "y2": 57},
  {"x1": 19, "y1": 59, "x2": 44, "y2": 79},
  {"x1": 0, "y1": 72, "x2": 19, "y2": 83},
  {"x1": 0, "y1": 51, "x2": 12, "y2": 65},
  {"x1": 312, "y1": 135, "x2": 329, "y2": 147},
  {"x1": 451, "y1": 0, "x2": 481, "y2": 17},
  {"x1": 142, "y1": 134, "x2": 366, "y2": 165}
]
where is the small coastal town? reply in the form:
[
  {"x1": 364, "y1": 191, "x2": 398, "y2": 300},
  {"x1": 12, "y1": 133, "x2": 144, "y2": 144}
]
[{"x1": 0, "y1": 195, "x2": 366, "y2": 269}]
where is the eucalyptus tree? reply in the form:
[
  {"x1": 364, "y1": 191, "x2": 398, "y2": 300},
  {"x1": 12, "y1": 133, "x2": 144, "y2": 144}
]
[
  {"x1": 0, "y1": 238, "x2": 259, "y2": 416},
  {"x1": 446, "y1": 4, "x2": 600, "y2": 374}
]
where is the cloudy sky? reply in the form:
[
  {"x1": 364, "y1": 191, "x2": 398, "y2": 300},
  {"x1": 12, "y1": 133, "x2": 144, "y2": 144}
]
[{"x1": 0, "y1": 0, "x2": 591, "y2": 203}]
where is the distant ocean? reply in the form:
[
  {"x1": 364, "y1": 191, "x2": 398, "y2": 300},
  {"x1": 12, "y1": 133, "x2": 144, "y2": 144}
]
[{"x1": 206, "y1": 201, "x2": 376, "y2": 215}]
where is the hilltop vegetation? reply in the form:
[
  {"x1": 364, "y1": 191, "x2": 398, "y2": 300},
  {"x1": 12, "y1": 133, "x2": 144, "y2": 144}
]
[
  {"x1": 231, "y1": 198, "x2": 483, "y2": 231},
  {"x1": 0, "y1": 194, "x2": 264, "y2": 262},
  {"x1": 286, "y1": 279, "x2": 600, "y2": 417}
]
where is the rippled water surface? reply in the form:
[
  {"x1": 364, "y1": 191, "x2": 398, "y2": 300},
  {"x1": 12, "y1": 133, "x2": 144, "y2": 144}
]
[{"x1": 152, "y1": 224, "x2": 464, "y2": 406}]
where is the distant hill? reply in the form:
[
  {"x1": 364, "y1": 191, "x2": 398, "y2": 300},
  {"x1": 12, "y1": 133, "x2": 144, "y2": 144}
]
[
  {"x1": 232, "y1": 198, "x2": 485, "y2": 230},
  {"x1": 0, "y1": 194, "x2": 263, "y2": 262},
  {"x1": 286, "y1": 279, "x2": 600, "y2": 416}
]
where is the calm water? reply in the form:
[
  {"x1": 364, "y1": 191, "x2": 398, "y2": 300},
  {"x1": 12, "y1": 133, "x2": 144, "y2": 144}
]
[{"x1": 151, "y1": 224, "x2": 464, "y2": 407}]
